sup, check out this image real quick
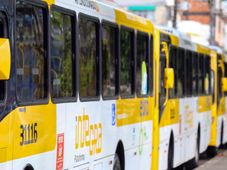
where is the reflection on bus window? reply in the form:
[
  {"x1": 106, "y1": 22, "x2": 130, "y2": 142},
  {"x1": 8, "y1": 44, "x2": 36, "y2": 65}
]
[
  {"x1": 120, "y1": 28, "x2": 134, "y2": 96},
  {"x1": 79, "y1": 16, "x2": 98, "y2": 98},
  {"x1": 51, "y1": 11, "x2": 74, "y2": 98},
  {"x1": 177, "y1": 49, "x2": 184, "y2": 97},
  {"x1": 192, "y1": 53, "x2": 198, "y2": 96},
  {"x1": 136, "y1": 33, "x2": 148, "y2": 96},
  {"x1": 198, "y1": 55, "x2": 205, "y2": 95},
  {"x1": 16, "y1": 2, "x2": 47, "y2": 102},
  {"x1": 102, "y1": 24, "x2": 117, "y2": 97}
]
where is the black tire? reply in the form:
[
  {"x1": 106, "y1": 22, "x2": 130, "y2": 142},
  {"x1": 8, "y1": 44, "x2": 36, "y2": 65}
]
[
  {"x1": 113, "y1": 153, "x2": 121, "y2": 170},
  {"x1": 207, "y1": 146, "x2": 217, "y2": 158},
  {"x1": 185, "y1": 135, "x2": 199, "y2": 169},
  {"x1": 168, "y1": 141, "x2": 174, "y2": 170}
]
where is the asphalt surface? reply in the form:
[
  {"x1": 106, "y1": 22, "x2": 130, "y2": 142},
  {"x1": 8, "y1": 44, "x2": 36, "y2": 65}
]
[{"x1": 195, "y1": 150, "x2": 227, "y2": 170}]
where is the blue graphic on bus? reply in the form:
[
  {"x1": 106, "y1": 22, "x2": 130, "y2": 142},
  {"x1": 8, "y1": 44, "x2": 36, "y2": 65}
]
[{"x1": 112, "y1": 104, "x2": 116, "y2": 126}]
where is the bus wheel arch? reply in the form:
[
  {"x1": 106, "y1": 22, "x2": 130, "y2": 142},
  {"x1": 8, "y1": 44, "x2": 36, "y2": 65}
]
[
  {"x1": 114, "y1": 140, "x2": 125, "y2": 170},
  {"x1": 23, "y1": 164, "x2": 34, "y2": 170}
]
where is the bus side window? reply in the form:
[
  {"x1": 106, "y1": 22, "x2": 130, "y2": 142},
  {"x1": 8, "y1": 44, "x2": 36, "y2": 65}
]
[
  {"x1": 79, "y1": 15, "x2": 99, "y2": 99},
  {"x1": 192, "y1": 52, "x2": 198, "y2": 96},
  {"x1": 169, "y1": 46, "x2": 177, "y2": 98},
  {"x1": 177, "y1": 48, "x2": 185, "y2": 97},
  {"x1": 50, "y1": 8, "x2": 75, "y2": 100},
  {"x1": 204, "y1": 56, "x2": 211, "y2": 95},
  {"x1": 120, "y1": 27, "x2": 134, "y2": 97},
  {"x1": 198, "y1": 54, "x2": 205, "y2": 95},
  {"x1": 136, "y1": 32, "x2": 149, "y2": 97},
  {"x1": 186, "y1": 50, "x2": 193, "y2": 96},
  {"x1": 16, "y1": 2, "x2": 48, "y2": 103},
  {"x1": 102, "y1": 22, "x2": 118, "y2": 98}
]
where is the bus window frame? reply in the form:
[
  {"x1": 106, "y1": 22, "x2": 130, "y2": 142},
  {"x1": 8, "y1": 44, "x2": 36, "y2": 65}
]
[
  {"x1": 78, "y1": 13, "x2": 100, "y2": 102},
  {"x1": 15, "y1": 0, "x2": 49, "y2": 106},
  {"x1": 0, "y1": 12, "x2": 9, "y2": 107},
  {"x1": 50, "y1": 5, "x2": 77, "y2": 104},
  {"x1": 136, "y1": 30, "x2": 149, "y2": 98},
  {"x1": 119, "y1": 25, "x2": 135, "y2": 99},
  {"x1": 101, "y1": 20, "x2": 119, "y2": 100}
]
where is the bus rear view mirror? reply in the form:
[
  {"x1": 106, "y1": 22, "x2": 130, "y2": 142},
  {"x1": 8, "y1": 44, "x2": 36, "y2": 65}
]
[
  {"x1": 222, "y1": 77, "x2": 227, "y2": 92},
  {"x1": 164, "y1": 68, "x2": 174, "y2": 89},
  {"x1": 0, "y1": 38, "x2": 11, "y2": 80}
]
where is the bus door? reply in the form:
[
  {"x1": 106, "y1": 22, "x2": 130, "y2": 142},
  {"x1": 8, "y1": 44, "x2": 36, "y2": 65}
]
[{"x1": 159, "y1": 34, "x2": 174, "y2": 119}]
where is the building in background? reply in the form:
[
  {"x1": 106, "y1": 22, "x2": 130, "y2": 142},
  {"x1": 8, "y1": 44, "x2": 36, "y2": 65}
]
[{"x1": 105, "y1": 0, "x2": 227, "y2": 53}]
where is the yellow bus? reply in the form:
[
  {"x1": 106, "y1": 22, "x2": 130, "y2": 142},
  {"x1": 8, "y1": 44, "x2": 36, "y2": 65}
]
[
  {"x1": 1, "y1": 0, "x2": 155, "y2": 170},
  {"x1": 0, "y1": 0, "x2": 222, "y2": 170},
  {"x1": 155, "y1": 28, "x2": 213, "y2": 169},
  {"x1": 207, "y1": 46, "x2": 227, "y2": 157}
]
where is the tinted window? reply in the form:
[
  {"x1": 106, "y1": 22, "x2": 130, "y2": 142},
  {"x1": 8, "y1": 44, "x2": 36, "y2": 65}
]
[
  {"x1": 102, "y1": 24, "x2": 117, "y2": 97},
  {"x1": 198, "y1": 54, "x2": 205, "y2": 95},
  {"x1": 177, "y1": 49, "x2": 185, "y2": 97},
  {"x1": 120, "y1": 28, "x2": 134, "y2": 96},
  {"x1": 149, "y1": 36, "x2": 154, "y2": 96},
  {"x1": 51, "y1": 10, "x2": 74, "y2": 99},
  {"x1": 192, "y1": 52, "x2": 198, "y2": 95},
  {"x1": 204, "y1": 56, "x2": 211, "y2": 95},
  {"x1": 169, "y1": 46, "x2": 177, "y2": 98},
  {"x1": 186, "y1": 51, "x2": 192, "y2": 96},
  {"x1": 136, "y1": 32, "x2": 149, "y2": 96},
  {"x1": 16, "y1": 2, "x2": 47, "y2": 102},
  {"x1": 217, "y1": 55, "x2": 223, "y2": 103},
  {"x1": 79, "y1": 16, "x2": 99, "y2": 98}
]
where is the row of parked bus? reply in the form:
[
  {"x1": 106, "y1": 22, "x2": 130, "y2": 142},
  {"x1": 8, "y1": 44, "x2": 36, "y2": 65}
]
[{"x1": 0, "y1": 0, "x2": 227, "y2": 170}]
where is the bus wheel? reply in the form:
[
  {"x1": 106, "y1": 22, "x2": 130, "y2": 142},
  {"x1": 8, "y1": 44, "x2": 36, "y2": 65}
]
[
  {"x1": 113, "y1": 153, "x2": 121, "y2": 170},
  {"x1": 207, "y1": 146, "x2": 217, "y2": 158}
]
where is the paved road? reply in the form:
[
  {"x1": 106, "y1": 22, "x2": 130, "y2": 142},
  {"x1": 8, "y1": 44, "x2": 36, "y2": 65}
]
[{"x1": 195, "y1": 150, "x2": 227, "y2": 170}]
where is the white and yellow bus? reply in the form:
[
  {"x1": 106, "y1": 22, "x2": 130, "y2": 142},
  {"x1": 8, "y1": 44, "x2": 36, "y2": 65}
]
[
  {"x1": 0, "y1": 0, "x2": 221, "y2": 170},
  {"x1": 0, "y1": 0, "x2": 155, "y2": 170},
  {"x1": 206, "y1": 46, "x2": 227, "y2": 157},
  {"x1": 155, "y1": 29, "x2": 213, "y2": 170}
]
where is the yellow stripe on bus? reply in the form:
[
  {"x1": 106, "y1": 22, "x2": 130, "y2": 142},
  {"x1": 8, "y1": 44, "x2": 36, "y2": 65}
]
[
  {"x1": 116, "y1": 97, "x2": 154, "y2": 127},
  {"x1": 115, "y1": 9, "x2": 154, "y2": 33},
  {"x1": 43, "y1": 0, "x2": 55, "y2": 6},
  {"x1": 0, "y1": 102, "x2": 56, "y2": 162},
  {"x1": 160, "y1": 99, "x2": 180, "y2": 127},
  {"x1": 198, "y1": 96, "x2": 212, "y2": 113}
]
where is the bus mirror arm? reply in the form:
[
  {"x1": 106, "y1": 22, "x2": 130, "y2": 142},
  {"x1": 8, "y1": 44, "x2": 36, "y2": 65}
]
[{"x1": 0, "y1": 38, "x2": 11, "y2": 80}]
